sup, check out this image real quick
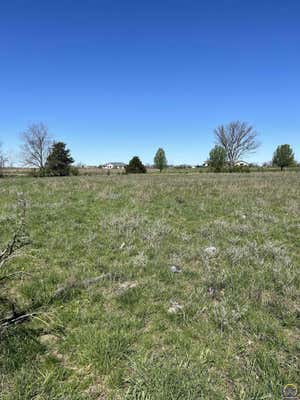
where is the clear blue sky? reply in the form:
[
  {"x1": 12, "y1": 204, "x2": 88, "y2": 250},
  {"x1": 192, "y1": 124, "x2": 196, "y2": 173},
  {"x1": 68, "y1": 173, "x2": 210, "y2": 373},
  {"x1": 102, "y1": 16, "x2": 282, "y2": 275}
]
[{"x1": 0, "y1": 0, "x2": 299, "y2": 165}]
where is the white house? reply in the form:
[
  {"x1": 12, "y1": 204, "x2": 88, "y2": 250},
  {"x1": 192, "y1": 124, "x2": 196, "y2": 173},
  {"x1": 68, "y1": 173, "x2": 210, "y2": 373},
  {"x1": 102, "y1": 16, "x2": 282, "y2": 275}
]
[
  {"x1": 103, "y1": 163, "x2": 114, "y2": 169},
  {"x1": 103, "y1": 162, "x2": 126, "y2": 169},
  {"x1": 235, "y1": 161, "x2": 249, "y2": 167}
]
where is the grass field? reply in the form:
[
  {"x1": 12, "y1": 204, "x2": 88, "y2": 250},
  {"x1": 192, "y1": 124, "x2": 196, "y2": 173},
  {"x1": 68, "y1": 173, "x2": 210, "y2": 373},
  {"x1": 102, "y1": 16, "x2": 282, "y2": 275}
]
[{"x1": 0, "y1": 172, "x2": 299, "y2": 399}]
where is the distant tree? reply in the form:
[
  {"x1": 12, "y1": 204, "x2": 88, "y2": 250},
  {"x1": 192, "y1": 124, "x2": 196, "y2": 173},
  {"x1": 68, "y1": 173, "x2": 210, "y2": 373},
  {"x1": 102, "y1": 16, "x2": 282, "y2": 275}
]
[
  {"x1": 45, "y1": 142, "x2": 74, "y2": 176},
  {"x1": 0, "y1": 142, "x2": 7, "y2": 177},
  {"x1": 20, "y1": 123, "x2": 52, "y2": 173},
  {"x1": 209, "y1": 145, "x2": 227, "y2": 172},
  {"x1": 154, "y1": 148, "x2": 167, "y2": 172},
  {"x1": 214, "y1": 121, "x2": 259, "y2": 165},
  {"x1": 272, "y1": 144, "x2": 295, "y2": 171},
  {"x1": 262, "y1": 161, "x2": 272, "y2": 168},
  {"x1": 125, "y1": 156, "x2": 146, "y2": 174}
]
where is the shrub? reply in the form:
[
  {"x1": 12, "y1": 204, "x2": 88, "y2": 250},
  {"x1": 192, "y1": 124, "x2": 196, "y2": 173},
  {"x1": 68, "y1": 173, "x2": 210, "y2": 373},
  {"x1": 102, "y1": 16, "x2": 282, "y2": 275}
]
[
  {"x1": 70, "y1": 166, "x2": 79, "y2": 176},
  {"x1": 227, "y1": 165, "x2": 250, "y2": 173},
  {"x1": 28, "y1": 168, "x2": 48, "y2": 177}
]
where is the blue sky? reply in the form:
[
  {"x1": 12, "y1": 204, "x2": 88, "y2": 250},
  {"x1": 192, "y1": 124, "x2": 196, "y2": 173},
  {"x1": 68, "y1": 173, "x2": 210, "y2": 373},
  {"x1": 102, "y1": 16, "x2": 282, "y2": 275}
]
[{"x1": 0, "y1": 0, "x2": 299, "y2": 165}]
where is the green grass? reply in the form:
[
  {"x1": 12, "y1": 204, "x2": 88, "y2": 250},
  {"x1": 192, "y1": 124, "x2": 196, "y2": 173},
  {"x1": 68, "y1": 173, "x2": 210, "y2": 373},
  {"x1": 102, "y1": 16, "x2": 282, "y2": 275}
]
[{"x1": 0, "y1": 172, "x2": 299, "y2": 399}]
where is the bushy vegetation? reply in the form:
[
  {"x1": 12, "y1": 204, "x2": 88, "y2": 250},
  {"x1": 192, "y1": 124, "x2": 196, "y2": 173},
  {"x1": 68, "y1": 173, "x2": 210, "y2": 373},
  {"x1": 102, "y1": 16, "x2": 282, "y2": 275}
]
[{"x1": 0, "y1": 173, "x2": 299, "y2": 399}]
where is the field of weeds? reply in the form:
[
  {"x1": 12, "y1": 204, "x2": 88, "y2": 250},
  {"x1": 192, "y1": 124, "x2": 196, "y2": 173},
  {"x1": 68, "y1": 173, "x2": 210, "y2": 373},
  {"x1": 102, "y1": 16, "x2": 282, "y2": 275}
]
[{"x1": 0, "y1": 172, "x2": 299, "y2": 399}]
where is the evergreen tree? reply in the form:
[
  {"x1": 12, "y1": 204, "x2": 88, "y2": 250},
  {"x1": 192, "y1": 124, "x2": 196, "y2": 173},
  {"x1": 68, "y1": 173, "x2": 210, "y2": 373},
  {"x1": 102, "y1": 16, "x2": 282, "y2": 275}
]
[
  {"x1": 154, "y1": 148, "x2": 167, "y2": 172},
  {"x1": 125, "y1": 156, "x2": 146, "y2": 174},
  {"x1": 209, "y1": 145, "x2": 227, "y2": 172},
  {"x1": 272, "y1": 144, "x2": 295, "y2": 171},
  {"x1": 46, "y1": 142, "x2": 74, "y2": 176}
]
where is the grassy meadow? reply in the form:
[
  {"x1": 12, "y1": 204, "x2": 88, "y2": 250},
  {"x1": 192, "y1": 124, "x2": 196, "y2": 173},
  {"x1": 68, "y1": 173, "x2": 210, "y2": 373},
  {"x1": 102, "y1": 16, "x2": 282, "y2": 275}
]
[{"x1": 0, "y1": 172, "x2": 299, "y2": 399}]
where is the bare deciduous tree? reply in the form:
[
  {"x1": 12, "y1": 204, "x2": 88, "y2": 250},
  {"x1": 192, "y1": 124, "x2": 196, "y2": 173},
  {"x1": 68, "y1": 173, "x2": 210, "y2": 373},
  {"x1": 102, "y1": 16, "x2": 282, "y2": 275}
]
[
  {"x1": 21, "y1": 123, "x2": 52, "y2": 170},
  {"x1": 0, "y1": 142, "x2": 8, "y2": 176},
  {"x1": 214, "y1": 121, "x2": 260, "y2": 165}
]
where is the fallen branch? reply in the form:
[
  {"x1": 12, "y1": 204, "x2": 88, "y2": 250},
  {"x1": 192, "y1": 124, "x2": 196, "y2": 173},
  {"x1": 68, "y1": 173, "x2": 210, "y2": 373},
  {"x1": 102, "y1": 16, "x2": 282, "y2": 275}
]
[
  {"x1": 0, "y1": 199, "x2": 29, "y2": 270},
  {"x1": 0, "y1": 271, "x2": 31, "y2": 283},
  {"x1": 0, "y1": 312, "x2": 36, "y2": 331},
  {"x1": 0, "y1": 199, "x2": 32, "y2": 333},
  {"x1": 51, "y1": 273, "x2": 113, "y2": 300}
]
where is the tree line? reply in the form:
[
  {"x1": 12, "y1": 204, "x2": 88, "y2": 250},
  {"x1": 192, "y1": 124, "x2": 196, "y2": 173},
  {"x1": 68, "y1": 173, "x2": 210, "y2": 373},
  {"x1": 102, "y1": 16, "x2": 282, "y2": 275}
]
[
  {"x1": 208, "y1": 121, "x2": 296, "y2": 172},
  {"x1": 0, "y1": 120, "x2": 298, "y2": 177},
  {"x1": 0, "y1": 123, "x2": 76, "y2": 177},
  {"x1": 151, "y1": 121, "x2": 296, "y2": 173}
]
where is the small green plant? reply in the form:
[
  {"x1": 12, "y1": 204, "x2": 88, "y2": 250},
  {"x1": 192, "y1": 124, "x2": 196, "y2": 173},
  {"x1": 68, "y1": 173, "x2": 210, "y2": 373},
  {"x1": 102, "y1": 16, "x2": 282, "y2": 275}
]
[{"x1": 69, "y1": 166, "x2": 79, "y2": 176}]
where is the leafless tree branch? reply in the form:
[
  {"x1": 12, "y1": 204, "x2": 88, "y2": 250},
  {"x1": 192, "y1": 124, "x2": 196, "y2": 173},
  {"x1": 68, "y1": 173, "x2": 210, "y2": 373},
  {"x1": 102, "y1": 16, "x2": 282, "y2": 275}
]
[
  {"x1": 0, "y1": 142, "x2": 8, "y2": 176},
  {"x1": 0, "y1": 200, "x2": 29, "y2": 270},
  {"x1": 0, "y1": 200, "x2": 31, "y2": 332},
  {"x1": 214, "y1": 121, "x2": 260, "y2": 165},
  {"x1": 0, "y1": 312, "x2": 37, "y2": 331},
  {"x1": 20, "y1": 123, "x2": 52, "y2": 170}
]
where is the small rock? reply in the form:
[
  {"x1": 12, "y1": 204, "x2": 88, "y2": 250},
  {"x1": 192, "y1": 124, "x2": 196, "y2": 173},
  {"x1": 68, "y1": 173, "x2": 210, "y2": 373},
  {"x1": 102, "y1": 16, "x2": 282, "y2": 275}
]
[
  {"x1": 40, "y1": 334, "x2": 59, "y2": 345},
  {"x1": 167, "y1": 301, "x2": 183, "y2": 314},
  {"x1": 118, "y1": 281, "x2": 138, "y2": 293},
  {"x1": 207, "y1": 287, "x2": 216, "y2": 296},
  {"x1": 241, "y1": 214, "x2": 246, "y2": 220},
  {"x1": 176, "y1": 197, "x2": 184, "y2": 204},
  {"x1": 170, "y1": 265, "x2": 182, "y2": 273},
  {"x1": 204, "y1": 246, "x2": 217, "y2": 256}
]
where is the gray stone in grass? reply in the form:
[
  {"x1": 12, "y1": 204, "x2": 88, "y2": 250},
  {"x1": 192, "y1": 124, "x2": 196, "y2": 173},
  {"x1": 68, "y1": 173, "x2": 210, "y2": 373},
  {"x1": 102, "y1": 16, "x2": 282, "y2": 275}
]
[
  {"x1": 167, "y1": 301, "x2": 183, "y2": 314},
  {"x1": 204, "y1": 246, "x2": 217, "y2": 256},
  {"x1": 207, "y1": 287, "x2": 216, "y2": 296},
  {"x1": 170, "y1": 265, "x2": 182, "y2": 273},
  {"x1": 40, "y1": 334, "x2": 59, "y2": 345}
]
